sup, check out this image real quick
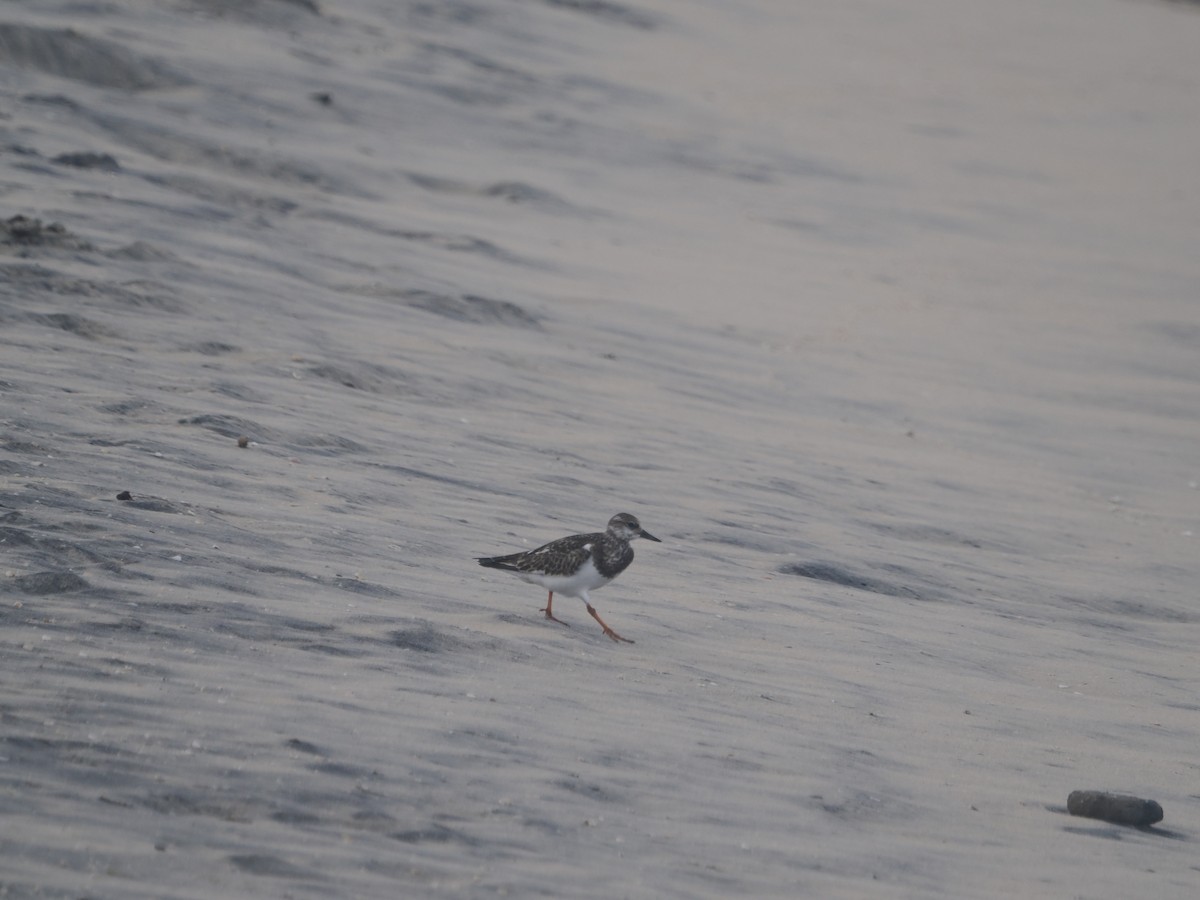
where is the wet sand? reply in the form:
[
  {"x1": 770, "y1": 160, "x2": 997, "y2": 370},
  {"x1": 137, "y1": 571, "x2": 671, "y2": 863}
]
[{"x1": 2, "y1": 1, "x2": 1198, "y2": 897}]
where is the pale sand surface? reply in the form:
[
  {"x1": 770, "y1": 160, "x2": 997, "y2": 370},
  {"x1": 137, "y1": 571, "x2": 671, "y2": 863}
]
[{"x1": 2, "y1": 1, "x2": 1198, "y2": 897}]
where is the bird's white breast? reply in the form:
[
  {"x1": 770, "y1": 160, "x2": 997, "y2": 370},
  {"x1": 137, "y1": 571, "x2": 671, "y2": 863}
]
[{"x1": 518, "y1": 556, "x2": 611, "y2": 597}]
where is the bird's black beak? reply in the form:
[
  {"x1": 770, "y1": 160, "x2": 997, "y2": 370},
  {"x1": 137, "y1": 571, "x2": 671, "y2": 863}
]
[{"x1": 640, "y1": 528, "x2": 661, "y2": 542}]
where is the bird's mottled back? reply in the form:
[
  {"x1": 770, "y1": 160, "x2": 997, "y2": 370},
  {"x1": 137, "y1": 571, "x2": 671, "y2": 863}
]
[{"x1": 484, "y1": 531, "x2": 605, "y2": 578}]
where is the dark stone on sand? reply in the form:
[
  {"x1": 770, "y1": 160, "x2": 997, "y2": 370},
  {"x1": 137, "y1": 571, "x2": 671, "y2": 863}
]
[
  {"x1": 52, "y1": 151, "x2": 121, "y2": 171},
  {"x1": 237, "y1": 435, "x2": 249, "y2": 447},
  {"x1": 116, "y1": 490, "x2": 132, "y2": 500},
  {"x1": 15, "y1": 571, "x2": 89, "y2": 595},
  {"x1": 285, "y1": 738, "x2": 323, "y2": 756},
  {"x1": 1, "y1": 214, "x2": 93, "y2": 250},
  {"x1": 29, "y1": 312, "x2": 115, "y2": 339},
  {"x1": 779, "y1": 560, "x2": 925, "y2": 599},
  {"x1": 1067, "y1": 790, "x2": 1163, "y2": 827}
]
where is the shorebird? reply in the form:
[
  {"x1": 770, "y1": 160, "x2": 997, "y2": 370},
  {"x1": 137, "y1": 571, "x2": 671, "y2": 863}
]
[{"x1": 476, "y1": 513, "x2": 661, "y2": 643}]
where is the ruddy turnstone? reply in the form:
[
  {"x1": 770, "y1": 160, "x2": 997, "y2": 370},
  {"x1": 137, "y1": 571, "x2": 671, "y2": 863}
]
[{"x1": 477, "y1": 512, "x2": 661, "y2": 643}]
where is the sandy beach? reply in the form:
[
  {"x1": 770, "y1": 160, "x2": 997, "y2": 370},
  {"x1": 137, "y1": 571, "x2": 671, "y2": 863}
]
[{"x1": 2, "y1": 0, "x2": 1198, "y2": 897}]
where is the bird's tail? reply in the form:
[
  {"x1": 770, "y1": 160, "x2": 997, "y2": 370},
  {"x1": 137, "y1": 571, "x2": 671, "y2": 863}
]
[{"x1": 477, "y1": 555, "x2": 521, "y2": 571}]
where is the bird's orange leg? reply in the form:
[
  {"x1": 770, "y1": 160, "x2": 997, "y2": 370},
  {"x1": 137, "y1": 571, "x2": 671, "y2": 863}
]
[
  {"x1": 586, "y1": 604, "x2": 633, "y2": 643},
  {"x1": 541, "y1": 591, "x2": 569, "y2": 626}
]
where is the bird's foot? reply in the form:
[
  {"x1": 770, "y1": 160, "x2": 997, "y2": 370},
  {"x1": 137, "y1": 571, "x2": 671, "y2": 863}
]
[
  {"x1": 585, "y1": 603, "x2": 633, "y2": 644},
  {"x1": 603, "y1": 627, "x2": 634, "y2": 644},
  {"x1": 541, "y1": 607, "x2": 570, "y2": 627}
]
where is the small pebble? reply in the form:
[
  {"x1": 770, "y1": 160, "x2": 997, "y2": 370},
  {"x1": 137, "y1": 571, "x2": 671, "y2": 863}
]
[
  {"x1": 116, "y1": 491, "x2": 132, "y2": 501},
  {"x1": 1067, "y1": 790, "x2": 1163, "y2": 827}
]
